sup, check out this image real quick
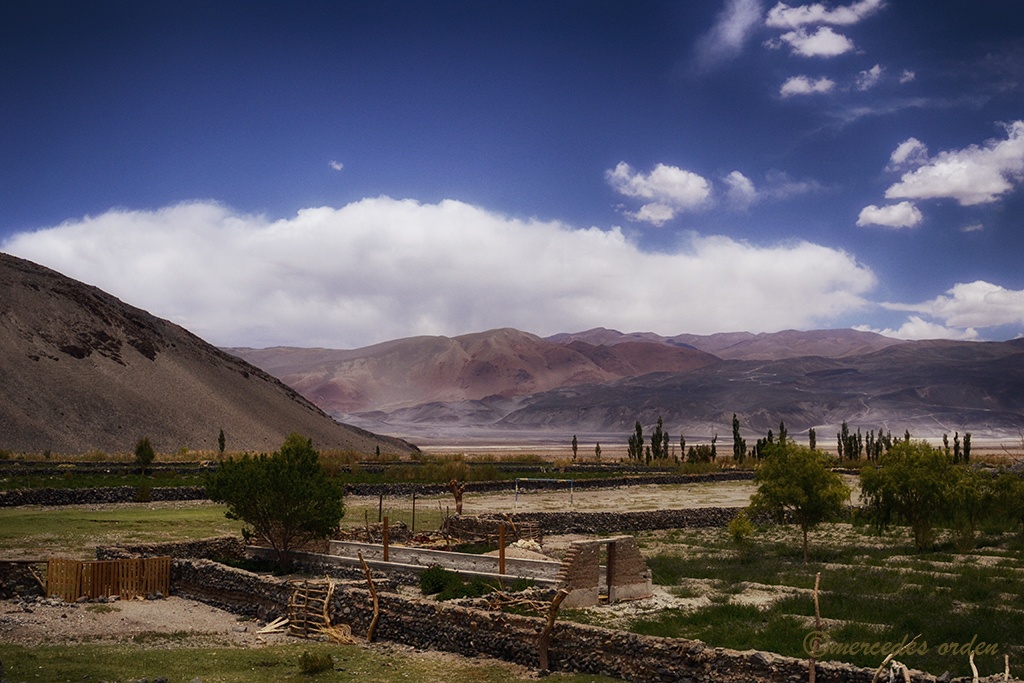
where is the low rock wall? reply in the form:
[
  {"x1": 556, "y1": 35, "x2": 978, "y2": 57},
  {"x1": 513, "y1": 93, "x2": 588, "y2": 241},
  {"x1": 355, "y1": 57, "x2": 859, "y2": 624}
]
[
  {"x1": 0, "y1": 561, "x2": 45, "y2": 599},
  {"x1": 0, "y1": 485, "x2": 207, "y2": 507},
  {"x1": 96, "y1": 536, "x2": 245, "y2": 561},
  {"x1": 345, "y1": 470, "x2": 754, "y2": 497},
  {"x1": 166, "y1": 557, "x2": 937, "y2": 683},
  {"x1": 448, "y1": 507, "x2": 745, "y2": 536}
]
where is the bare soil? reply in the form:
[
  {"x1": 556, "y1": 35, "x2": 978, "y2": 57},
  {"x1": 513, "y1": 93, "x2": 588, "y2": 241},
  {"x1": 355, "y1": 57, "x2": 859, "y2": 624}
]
[{"x1": 0, "y1": 595, "x2": 290, "y2": 648}]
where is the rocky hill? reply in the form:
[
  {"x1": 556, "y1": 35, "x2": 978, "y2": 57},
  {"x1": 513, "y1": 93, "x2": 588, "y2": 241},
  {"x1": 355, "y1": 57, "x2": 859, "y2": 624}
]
[
  {"x1": 227, "y1": 328, "x2": 719, "y2": 415},
  {"x1": 230, "y1": 327, "x2": 1024, "y2": 441},
  {"x1": 0, "y1": 253, "x2": 417, "y2": 455}
]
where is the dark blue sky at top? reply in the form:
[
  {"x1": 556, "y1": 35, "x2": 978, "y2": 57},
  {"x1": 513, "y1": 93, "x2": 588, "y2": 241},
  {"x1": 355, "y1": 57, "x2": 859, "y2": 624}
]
[{"x1": 2, "y1": 1, "x2": 1024, "y2": 345}]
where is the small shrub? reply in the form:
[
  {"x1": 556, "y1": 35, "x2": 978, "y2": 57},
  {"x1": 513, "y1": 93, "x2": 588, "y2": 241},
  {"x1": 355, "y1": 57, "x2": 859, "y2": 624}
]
[
  {"x1": 134, "y1": 483, "x2": 152, "y2": 503},
  {"x1": 420, "y1": 565, "x2": 462, "y2": 595},
  {"x1": 298, "y1": 649, "x2": 333, "y2": 675},
  {"x1": 727, "y1": 509, "x2": 755, "y2": 544}
]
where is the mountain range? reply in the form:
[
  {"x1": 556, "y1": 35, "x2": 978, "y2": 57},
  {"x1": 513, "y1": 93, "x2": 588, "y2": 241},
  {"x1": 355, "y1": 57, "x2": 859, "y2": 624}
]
[
  {"x1": 229, "y1": 327, "x2": 1024, "y2": 442},
  {"x1": 0, "y1": 253, "x2": 417, "y2": 455}
]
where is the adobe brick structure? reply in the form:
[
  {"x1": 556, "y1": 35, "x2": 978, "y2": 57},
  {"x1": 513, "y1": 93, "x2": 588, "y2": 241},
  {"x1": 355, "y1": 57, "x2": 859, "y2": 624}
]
[{"x1": 557, "y1": 536, "x2": 652, "y2": 608}]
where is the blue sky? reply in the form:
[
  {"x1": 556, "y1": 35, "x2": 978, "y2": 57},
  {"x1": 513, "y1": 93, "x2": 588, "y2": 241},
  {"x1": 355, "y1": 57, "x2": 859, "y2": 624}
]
[{"x1": 3, "y1": 1, "x2": 1024, "y2": 348}]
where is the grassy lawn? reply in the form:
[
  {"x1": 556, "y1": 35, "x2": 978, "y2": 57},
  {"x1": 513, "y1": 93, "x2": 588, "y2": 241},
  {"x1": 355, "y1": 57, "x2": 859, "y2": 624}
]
[
  {"x1": 0, "y1": 641, "x2": 622, "y2": 683},
  {"x1": 0, "y1": 502, "x2": 245, "y2": 559},
  {"x1": 580, "y1": 523, "x2": 1024, "y2": 679}
]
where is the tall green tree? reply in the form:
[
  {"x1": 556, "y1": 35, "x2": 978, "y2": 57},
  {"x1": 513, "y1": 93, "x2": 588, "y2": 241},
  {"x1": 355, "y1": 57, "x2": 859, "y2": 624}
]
[
  {"x1": 731, "y1": 414, "x2": 746, "y2": 463},
  {"x1": 650, "y1": 417, "x2": 669, "y2": 460},
  {"x1": 750, "y1": 442, "x2": 851, "y2": 562},
  {"x1": 134, "y1": 437, "x2": 155, "y2": 475},
  {"x1": 206, "y1": 433, "x2": 344, "y2": 570},
  {"x1": 571, "y1": 435, "x2": 578, "y2": 462},
  {"x1": 218, "y1": 429, "x2": 226, "y2": 456},
  {"x1": 627, "y1": 421, "x2": 644, "y2": 461},
  {"x1": 808, "y1": 427, "x2": 816, "y2": 452},
  {"x1": 859, "y1": 440, "x2": 953, "y2": 550}
]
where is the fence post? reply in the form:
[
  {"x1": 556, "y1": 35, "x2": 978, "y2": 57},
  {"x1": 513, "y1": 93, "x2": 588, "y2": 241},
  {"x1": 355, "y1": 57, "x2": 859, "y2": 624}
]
[{"x1": 383, "y1": 515, "x2": 390, "y2": 562}]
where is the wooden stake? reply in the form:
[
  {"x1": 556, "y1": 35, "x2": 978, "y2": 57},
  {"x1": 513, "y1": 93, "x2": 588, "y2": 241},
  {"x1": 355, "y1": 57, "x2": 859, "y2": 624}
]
[
  {"x1": 499, "y1": 524, "x2": 506, "y2": 575},
  {"x1": 809, "y1": 572, "x2": 821, "y2": 683},
  {"x1": 383, "y1": 515, "x2": 389, "y2": 563},
  {"x1": 358, "y1": 552, "x2": 380, "y2": 643},
  {"x1": 412, "y1": 493, "x2": 416, "y2": 532}
]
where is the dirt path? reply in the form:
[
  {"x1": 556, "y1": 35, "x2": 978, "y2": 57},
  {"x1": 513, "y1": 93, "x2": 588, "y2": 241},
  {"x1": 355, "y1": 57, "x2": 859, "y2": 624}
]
[{"x1": 0, "y1": 595, "x2": 290, "y2": 648}]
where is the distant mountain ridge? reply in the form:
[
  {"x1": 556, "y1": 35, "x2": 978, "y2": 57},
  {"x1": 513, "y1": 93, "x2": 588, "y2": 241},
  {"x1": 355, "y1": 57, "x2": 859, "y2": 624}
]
[
  {"x1": 227, "y1": 328, "x2": 719, "y2": 415},
  {"x1": 547, "y1": 326, "x2": 906, "y2": 360},
  {"x1": 228, "y1": 326, "x2": 1024, "y2": 440},
  {"x1": 0, "y1": 253, "x2": 417, "y2": 455}
]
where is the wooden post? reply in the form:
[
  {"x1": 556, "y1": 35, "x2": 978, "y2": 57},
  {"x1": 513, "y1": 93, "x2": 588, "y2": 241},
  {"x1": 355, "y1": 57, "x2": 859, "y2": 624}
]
[
  {"x1": 499, "y1": 524, "x2": 506, "y2": 575},
  {"x1": 383, "y1": 515, "x2": 389, "y2": 562},
  {"x1": 378, "y1": 494, "x2": 383, "y2": 523},
  {"x1": 606, "y1": 540, "x2": 616, "y2": 598},
  {"x1": 411, "y1": 493, "x2": 416, "y2": 533},
  {"x1": 809, "y1": 571, "x2": 821, "y2": 683}
]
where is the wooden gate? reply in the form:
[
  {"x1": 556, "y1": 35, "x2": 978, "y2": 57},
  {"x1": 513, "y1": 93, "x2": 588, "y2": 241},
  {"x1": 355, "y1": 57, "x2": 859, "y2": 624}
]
[{"x1": 46, "y1": 557, "x2": 171, "y2": 602}]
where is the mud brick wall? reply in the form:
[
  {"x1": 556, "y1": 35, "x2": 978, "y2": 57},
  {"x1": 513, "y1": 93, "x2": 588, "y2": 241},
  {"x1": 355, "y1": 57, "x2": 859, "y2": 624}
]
[
  {"x1": 166, "y1": 557, "x2": 952, "y2": 683},
  {"x1": 505, "y1": 506, "x2": 744, "y2": 534}
]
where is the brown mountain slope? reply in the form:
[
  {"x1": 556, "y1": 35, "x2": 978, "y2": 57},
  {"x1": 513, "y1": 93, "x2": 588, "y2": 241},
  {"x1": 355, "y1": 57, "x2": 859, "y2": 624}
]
[
  {"x1": 0, "y1": 253, "x2": 417, "y2": 455},
  {"x1": 228, "y1": 328, "x2": 720, "y2": 415},
  {"x1": 547, "y1": 326, "x2": 904, "y2": 360}
]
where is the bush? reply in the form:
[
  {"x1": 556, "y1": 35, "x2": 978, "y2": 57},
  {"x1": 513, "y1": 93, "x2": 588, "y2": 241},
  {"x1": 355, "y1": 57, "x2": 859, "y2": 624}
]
[
  {"x1": 134, "y1": 483, "x2": 152, "y2": 503},
  {"x1": 419, "y1": 565, "x2": 462, "y2": 595},
  {"x1": 727, "y1": 509, "x2": 755, "y2": 544},
  {"x1": 134, "y1": 437, "x2": 155, "y2": 474},
  {"x1": 298, "y1": 650, "x2": 333, "y2": 675}
]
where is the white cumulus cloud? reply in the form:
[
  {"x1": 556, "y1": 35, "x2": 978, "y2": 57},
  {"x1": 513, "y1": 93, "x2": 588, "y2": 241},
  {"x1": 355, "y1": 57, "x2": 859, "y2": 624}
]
[
  {"x1": 855, "y1": 317, "x2": 979, "y2": 341},
  {"x1": 780, "y1": 75, "x2": 836, "y2": 96},
  {"x1": 780, "y1": 26, "x2": 855, "y2": 57},
  {"x1": 887, "y1": 137, "x2": 928, "y2": 169},
  {"x1": 856, "y1": 64, "x2": 883, "y2": 90},
  {"x1": 899, "y1": 69, "x2": 915, "y2": 83},
  {"x1": 606, "y1": 162, "x2": 712, "y2": 225},
  {"x1": 724, "y1": 171, "x2": 759, "y2": 207},
  {"x1": 884, "y1": 121, "x2": 1024, "y2": 206},
  {"x1": 694, "y1": 0, "x2": 765, "y2": 70},
  {"x1": 329, "y1": 160, "x2": 344, "y2": 171},
  {"x1": 1, "y1": 198, "x2": 878, "y2": 348},
  {"x1": 856, "y1": 201, "x2": 922, "y2": 228},
  {"x1": 766, "y1": 0, "x2": 885, "y2": 29},
  {"x1": 882, "y1": 281, "x2": 1024, "y2": 329}
]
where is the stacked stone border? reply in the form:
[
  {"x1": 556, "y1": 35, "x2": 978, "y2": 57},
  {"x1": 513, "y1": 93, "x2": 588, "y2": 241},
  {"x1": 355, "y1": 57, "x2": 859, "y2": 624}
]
[
  {"x1": 0, "y1": 470, "x2": 753, "y2": 507},
  {"x1": 168, "y1": 554, "x2": 946, "y2": 683},
  {"x1": 85, "y1": 537, "x2": 985, "y2": 682}
]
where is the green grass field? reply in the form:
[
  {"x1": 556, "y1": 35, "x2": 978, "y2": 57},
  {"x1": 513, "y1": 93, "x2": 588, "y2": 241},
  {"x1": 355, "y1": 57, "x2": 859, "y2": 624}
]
[
  {"x1": 567, "y1": 523, "x2": 1024, "y2": 679},
  {"x1": 0, "y1": 502, "x2": 245, "y2": 559},
  {"x1": 0, "y1": 641, "x2": 621, "y2": 683}
]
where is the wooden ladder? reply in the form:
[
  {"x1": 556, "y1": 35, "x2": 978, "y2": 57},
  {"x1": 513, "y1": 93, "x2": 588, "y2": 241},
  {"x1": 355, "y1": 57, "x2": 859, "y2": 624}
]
[{"x1": 287, "y1": 579, "x2": 334, "y2": 638}]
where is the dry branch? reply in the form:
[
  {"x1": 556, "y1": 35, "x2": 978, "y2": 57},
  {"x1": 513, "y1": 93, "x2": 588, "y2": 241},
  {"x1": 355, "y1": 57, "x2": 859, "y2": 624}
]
[
  {"x1": 358, "y1": 551, "x2": 380, "y2": 643},
  {"x1": 871, "y1": 635, "x2": 920, "y2": 683},
  {"x1": 537, "y1": 589, "x2": 569, "y2": 672}
]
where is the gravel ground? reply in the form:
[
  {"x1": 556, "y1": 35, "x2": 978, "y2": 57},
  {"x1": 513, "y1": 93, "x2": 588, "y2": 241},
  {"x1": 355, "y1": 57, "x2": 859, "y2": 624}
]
[{"x1": 0, "y1": 595, "x2": 289, "y2": 648}]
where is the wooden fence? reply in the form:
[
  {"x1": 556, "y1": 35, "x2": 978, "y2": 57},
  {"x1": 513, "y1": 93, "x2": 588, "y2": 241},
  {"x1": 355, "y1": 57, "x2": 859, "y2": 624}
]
[{"x1": 46, "y1": 557, "x2": 171, "y2": 602}]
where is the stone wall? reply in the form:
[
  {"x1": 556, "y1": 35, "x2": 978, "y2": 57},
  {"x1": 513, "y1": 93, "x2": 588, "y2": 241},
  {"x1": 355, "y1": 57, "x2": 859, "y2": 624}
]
[
  {"x1": 0, "y1": 561, "x2": 45, "y2": 599},
  {"x1": 96, "y1": 536, "x2": 245, "y2": 561},
  {"x1": 166, "y1": 557, "x2": 949, "y2": 683},
  {"x1": 345, "y1": 470, "x2": 754, "y2": 497},
  {"x1": 0, "y1": 471, "x2": 752, "y2": 508},
  {"x1": 448, "y1": 505, "x2": 745, "y2": 536},
  {"x1": 0, "y1": 485, "x2": 207, "y2": 507}
]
